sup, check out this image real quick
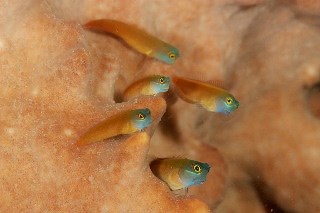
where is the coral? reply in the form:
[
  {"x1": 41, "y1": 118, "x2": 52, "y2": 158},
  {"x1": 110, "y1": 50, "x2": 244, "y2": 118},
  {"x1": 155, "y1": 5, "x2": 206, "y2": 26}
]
[
  {"x1": 1, "y1": 0, "x2": 320, "y2": 212},
  {"x1": 196, "y1": 2, "x2": 320, "y2": 213},
  {"x1": 0, "y1": 0, "x2": 224, "y2": 212}
]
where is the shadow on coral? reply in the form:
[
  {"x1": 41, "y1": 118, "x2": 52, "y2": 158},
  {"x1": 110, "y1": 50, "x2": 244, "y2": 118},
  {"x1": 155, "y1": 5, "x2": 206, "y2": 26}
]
[
  {"x1": 158, "y1": 106, "x2": 181, "y2": 142},
  {"x1": 306, "y1": 82, "x2": 320, "y2": 119},
  {"x1": 252, "y1": 179, "x2": 289, "y2": 213}
]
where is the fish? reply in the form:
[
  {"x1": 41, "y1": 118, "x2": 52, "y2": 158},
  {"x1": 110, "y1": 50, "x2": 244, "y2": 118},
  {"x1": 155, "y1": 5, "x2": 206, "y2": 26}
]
[
  {"x1": 123, "y1": 75, "x2": 171, "y2": 100},
  {"x1": 77, "y1": 108, "x2": 152, "y2": 146},
  {"x1": 150, "y1": 158, "x2": 210, "y2": 191},
  {"x1": 172, "y1": 76, "x2": 240, "y2": 114},
  {"x1": 83, "y1": 19, "x2": 180, "y2": 64}
]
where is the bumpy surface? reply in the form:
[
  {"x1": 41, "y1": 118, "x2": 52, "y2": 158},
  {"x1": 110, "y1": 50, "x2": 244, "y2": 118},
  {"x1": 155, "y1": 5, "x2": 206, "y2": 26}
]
[{"x1": 1, "y1": 0, "x2": 320, "y2": 212}]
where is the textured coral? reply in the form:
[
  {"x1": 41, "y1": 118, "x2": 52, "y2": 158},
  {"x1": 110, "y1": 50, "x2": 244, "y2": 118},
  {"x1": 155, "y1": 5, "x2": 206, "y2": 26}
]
[
  {"x1": 1, "y1": 0, "x2": 320, "y2": 212},
  {"x1": 196, "y1": 2, "x2": 320, "y2": 213},
  {"x1": 0, "y1": 0, "x2": 224, "y2": 212}
]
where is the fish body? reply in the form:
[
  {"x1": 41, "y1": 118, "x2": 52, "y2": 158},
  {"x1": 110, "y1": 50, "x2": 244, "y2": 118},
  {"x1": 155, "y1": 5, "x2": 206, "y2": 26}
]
[
  {"x1": 77, "y1": 108, "x2": 152, "y2": 146},
  {"x1": 123, "y1": 75, "x2": 170, "y2": 100},
  {"x1": 172, "y1": 76, "x2": 240, "y2": 114},
  {"x1": 150, "y1": 158, "x2": 210, "y2": 191},
  {"x1": 84, "y1": 19, "x2": 180, "y2": 64}
]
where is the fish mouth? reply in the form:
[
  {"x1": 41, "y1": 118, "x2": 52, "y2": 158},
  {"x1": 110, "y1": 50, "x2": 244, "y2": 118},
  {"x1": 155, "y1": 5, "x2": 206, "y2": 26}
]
[
  {"x1": 143, "y1": 119, "x2": 153, "y2": 128},
  {"x1": 225, "y1": 105, "x2": 239, "y2": 114},
  {"x1": 194, "y1": 181, "x2": 204, "y2": 185},
  {"x1": 224, "y1": 109, "x2": 233, "y2": 115},
  {"x1": 160, "y1": 87, "x2": 169, "y2": 93},
  {"x1": 191, "y1": 179, "x2": 205, "y2": 186}
]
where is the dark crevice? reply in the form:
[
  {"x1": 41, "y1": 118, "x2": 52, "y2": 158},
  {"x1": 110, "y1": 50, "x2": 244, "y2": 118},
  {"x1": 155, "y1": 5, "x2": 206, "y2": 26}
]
[
  {"x1": 305, "y1": 82, "x2": 320, "y2": 119},
  {"x1": 253, "y1": 179, "x2": 290, "y2": 213},
  {"x1": 158, "y1": 105, "x2": 181, "y2": 142}
]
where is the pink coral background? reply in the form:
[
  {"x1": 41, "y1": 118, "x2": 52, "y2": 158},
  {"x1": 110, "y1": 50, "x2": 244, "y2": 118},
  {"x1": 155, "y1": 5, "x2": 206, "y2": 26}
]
[{"x1": 1, "y1": 0, "x2": 320, "y2": 212}]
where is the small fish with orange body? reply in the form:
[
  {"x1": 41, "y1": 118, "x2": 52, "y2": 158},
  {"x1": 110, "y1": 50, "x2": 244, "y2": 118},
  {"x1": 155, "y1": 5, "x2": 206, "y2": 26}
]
[
  {"x1": 123, "y1": 75, "x2": 170, "y2": 100},
  {"x1": 150, "y1": 158, "x2": 210, "y2": 191},
  {"x1": 77, "y1": 108, "x2": 152, "y2": 146},
  {"x1": 172, "y1": 76, "x2": 240, "y2": 114},
  {"x1": 83, "y1": 19, "x2": 180, "y2": 64}
]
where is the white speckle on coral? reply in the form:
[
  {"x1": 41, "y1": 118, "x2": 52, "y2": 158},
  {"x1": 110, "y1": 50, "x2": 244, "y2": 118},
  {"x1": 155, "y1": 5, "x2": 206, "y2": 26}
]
[
  {"x1": 0, "y1": 37, "x2": 10, "y2": 55},
  {"x1": 6, "y1": 128, "x2": 15, "y2": 135},
  {"x1": 302, "y1": 62, "x2": 320, "y2": 87},
  {"x1": 305, "y1": 41, "x2": 314, "y2": 47},
  {"x1": 63, "y1": 128, "x2": 74, "y2": 137},
  {"x1": 188, "y1": 149, "x2": 197, "y2": 157},
  {"x1": 88, "y1": 175, "x2": 94, "y2": 183},
  {"x1": 305, "y1": 65, "x2": 317, "y2": 78},
  {"x1": 306, "y1": 148, "x2": 319, "y2": 160},
  {"x1": 31, "y1": 88, "x2": 39, "y2": 96},
  {"x1": 101, "y1": 205, "x2": 109, "y2": 213}
]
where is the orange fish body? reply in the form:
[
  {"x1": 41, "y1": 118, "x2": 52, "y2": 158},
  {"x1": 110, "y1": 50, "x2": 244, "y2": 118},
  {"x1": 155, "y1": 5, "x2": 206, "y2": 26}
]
[
  {"x1": 151, "y1": 159, "x2": 184, "y2": 190},
  {"x1": 77, "y1": 109, "x2": 152, "y2": 146},
  {"x1": 172, "y1": 76, "x2": 239, "y2": 114},
  {"x1": 83, "y1": 19, "x2": 180, "y2": 64},
  {"x1": 123, "y1": 75, "x2": 170, "y2": 100},
  {"x1": 150, "y1": 158, "x2": 210, "y2": 191}
]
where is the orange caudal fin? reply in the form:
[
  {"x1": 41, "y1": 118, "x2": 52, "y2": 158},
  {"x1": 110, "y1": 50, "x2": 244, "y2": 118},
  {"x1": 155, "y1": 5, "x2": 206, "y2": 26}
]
[
  {"x1": 83, "y1": 19, "x2": 117, "y2": 32},
  {"x1": 76, "y1": 119, "x2": 117, "y2": 146},
  {"x1": 83, "y1": 20, "x2": 104, "y2": 30}
]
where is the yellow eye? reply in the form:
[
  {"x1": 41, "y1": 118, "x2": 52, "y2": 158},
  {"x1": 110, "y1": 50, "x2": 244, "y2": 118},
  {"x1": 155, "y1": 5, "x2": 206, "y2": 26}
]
[
  {"x1": 169, "y1": 53, "x2": 176, "y2": 60},
  {"x1": 193, "y1": 164, "x2": 202, "y2": 173},
  {"x1": 137, "y1": 113, "x2": 145, "y2": 120},
  {"x1": 226, "y1": 97, "x2": 233, "y2": 105},
  {"x1": 159, "y1": 77, "x2": 165, "y2": 84}
]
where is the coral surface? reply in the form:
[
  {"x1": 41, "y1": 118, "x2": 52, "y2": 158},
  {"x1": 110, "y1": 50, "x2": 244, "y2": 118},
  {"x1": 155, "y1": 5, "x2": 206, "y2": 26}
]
[{"x1": 1, "y1": 0, "x2": 320, "y2": 212}]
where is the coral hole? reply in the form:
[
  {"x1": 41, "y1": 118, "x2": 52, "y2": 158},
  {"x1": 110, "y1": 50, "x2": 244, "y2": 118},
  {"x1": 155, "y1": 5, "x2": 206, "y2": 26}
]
[
  {"x1": 306, "y1": 82, "x2": 320, "y2": 119},
  {"x1": 149, "y1": 159, "x2": 162, "y2": 180}
]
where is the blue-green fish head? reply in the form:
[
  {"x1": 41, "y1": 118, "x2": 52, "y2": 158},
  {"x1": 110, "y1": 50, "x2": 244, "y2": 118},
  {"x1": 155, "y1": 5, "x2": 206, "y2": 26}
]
[
  {"x1": 178, "y1": 160, "x2": 211, "y2": 188},
  {"x1": 130, "y1": 108, "x2": 152, "y2": 130},
  {"x1": 215, "y1": 94, "x2": 240, "y2": 115},
  {"x1": 150, "y1": 75, "x2": 171, "y2": 94},
  {"x1": 154, "y1": 46, "x2": 180, "y2": 64}
]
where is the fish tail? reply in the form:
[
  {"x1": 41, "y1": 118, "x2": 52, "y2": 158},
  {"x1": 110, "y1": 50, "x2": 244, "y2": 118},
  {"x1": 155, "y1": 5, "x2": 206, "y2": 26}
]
[
  {"x1": 76, "y1": 117, "x2": 120, "y2": 146},
  {"x1": 77, "y1": 126, "x2": 115, "y2": 146},
  {"x1": 83, "y1": 19, "x2": 121, "y2": 37}
]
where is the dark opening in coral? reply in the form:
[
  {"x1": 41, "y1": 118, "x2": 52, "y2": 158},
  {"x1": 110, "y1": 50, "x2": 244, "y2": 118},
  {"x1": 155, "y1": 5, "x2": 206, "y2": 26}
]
[
  {"x1": 306, "y1": 82, "x2": 320, "y2": 119},
  {"x1": 253, "y1": 179, "x2": 288, "y2": 213}
]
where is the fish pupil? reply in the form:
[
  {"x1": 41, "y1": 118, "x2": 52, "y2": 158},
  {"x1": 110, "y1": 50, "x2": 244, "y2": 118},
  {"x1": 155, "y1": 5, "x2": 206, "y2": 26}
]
[
  {"x1": 169, "y1": 53, "x2": 176, "y2": 60},
  {"x1": 159, "y1": 77, "x2": 165, "y2": 84},
  {"x1": 193, "y1": 164, "x2": 202, "y2": 173},
  {"x1": 137, "y1": 113, "x2": 145, "y2": 120}
]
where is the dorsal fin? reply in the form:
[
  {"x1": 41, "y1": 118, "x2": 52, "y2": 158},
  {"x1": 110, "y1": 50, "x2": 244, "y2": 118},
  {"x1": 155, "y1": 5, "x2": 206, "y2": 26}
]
[
  {"x1": 206, "y1": 80, "x2": 228, "y2": 90},
  {"x1": 172, "y1": 75, "x2": 229, "y2": 90}
]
